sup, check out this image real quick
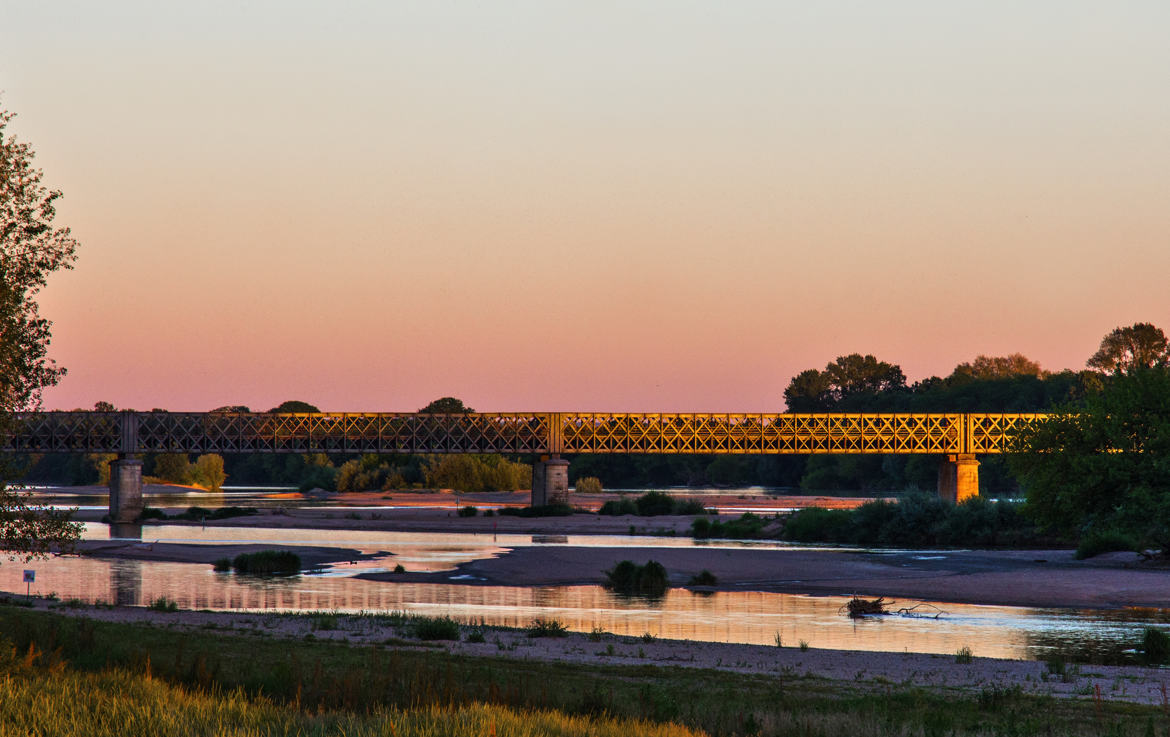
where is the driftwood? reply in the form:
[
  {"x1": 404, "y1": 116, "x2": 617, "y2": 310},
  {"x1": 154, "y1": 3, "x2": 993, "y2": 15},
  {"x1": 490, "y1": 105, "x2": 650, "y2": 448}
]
[{"x1": 842, "y1": 596, "x2": 890, "y2": 618}]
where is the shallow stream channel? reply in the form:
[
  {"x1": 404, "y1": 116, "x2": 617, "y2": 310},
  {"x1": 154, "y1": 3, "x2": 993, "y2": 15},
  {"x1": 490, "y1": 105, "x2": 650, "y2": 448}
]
[{"x1": 4, "y1": 519, "x2": 1170, "y2": 664}]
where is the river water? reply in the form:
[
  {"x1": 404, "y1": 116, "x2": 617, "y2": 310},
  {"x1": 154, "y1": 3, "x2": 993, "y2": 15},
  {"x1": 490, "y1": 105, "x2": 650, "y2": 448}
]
[{"x1": 3, "y1": 521, "x2": 1168, "y2": 664}]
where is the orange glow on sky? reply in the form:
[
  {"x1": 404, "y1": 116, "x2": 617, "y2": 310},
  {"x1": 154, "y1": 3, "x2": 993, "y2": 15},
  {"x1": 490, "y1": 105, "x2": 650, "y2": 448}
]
[{"x1": 1, "y1": 3, "x2": 1167, "y2": 412}]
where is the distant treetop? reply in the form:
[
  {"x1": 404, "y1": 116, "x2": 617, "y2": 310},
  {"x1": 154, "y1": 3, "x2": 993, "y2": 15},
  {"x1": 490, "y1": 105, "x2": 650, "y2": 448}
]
[
  {"x1": 269, "y1": 400, "x2": 321, "y2": 413},
  {"x1": 950, "y1": 354, "x2": 1044, "y2": 381},
  {"x1": 1087, "y1": 322, "x2": 1169, "y2": 375},
  {"x1": 419, "y1": 397, "x2": 474, "y2": 414}
]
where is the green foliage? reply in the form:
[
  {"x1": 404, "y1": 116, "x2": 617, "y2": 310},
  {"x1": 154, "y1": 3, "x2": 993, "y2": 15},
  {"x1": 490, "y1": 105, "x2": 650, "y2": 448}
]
[
  {"x1": 413, "y1": 616, "x2": 461, "y2": 641},
  {"x1": 498, "y1": 503, "x2": 574, "y2": 517},
  {"x1": 212, "y1": 558, "x2": 232, "y2": 572},
  {"x1": 1010, "y1": 365, "x2": 1170, "y2": 547},
  {"x1": 781, "y1": 495, "x2": 1040, "y2": 547},
  {"x1": 1087, "y1": 323, "x2": 1169, "y2": 375},
  {"x1": 188, "y1": 454, "x2": 226, "y2": 491},
  {"x1": 418, "y1": 397, "x2": 473, "y2": 414},
  {"x1": 1141, "y1": 627, "x2": 1170, "y2": 665},
  {"x1": 423, "y1": 454, "x2": 530, "y2": 493},
  {"x1": 955, "y1": 646, "x2": 973, "y2": 664},
  {"x1": 268, "y1": 400, "x2": 321, "y2": 413},
  {"x1": 526, "y1": 618, "x2": 569, "y2": 638},
  {"x1": 0, "y1": 607, "x2": 1160, "y2": 737},
  {"x1": 457, "y1": 505, "x2": 478, "y2": 517},
  {"x1": 692, "y1": 512, "x2": 772, "y2": 540},
  {"x1": 598, "y1": 497, "x2": 637, "y2": 515},
  {"x1": 146, "y1": 597, "x2": 178, "y2": 612},
  {"x1": 230, "y1": 551, "x2": 301, "y2": 576},
  {"x1": 1075, "y1": 529, "x2": 1138, "y2": 559},
  {"x1": 599, "y1": 492, "x2": 705, "y2": 517},
  {"x1": 151, "y1": 453, "x2": 190, "y2": 484},
  {"x1": 575, "y1": 476, "x2": 603, "y2": 493},
  {"x1": 605, "y1": 560, "x2": 668, "y2": 597},
  {"x1": 392, "y1": 564, "x2": 406, "y2": 574},
  {"x1": 687, "y1": 570, "x2": 717, "y2": 586}
]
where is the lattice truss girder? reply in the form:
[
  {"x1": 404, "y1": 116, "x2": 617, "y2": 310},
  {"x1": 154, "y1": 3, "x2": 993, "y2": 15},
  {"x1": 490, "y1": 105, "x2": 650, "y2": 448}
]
[
  {"x1": 559, "y1": 414, "x2": 968, "y2": 454},
  {"x1": 1, "y1": 412, "x2": 1048, "y2": 456}
]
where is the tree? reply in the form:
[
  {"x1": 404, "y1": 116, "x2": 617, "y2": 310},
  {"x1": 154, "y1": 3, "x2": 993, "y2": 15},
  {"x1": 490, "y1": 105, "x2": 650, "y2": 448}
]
[
  {"x1": 0, "y1": 103, "x2": 82, "y2": 561},
  {"x1": 269, "y1": 400, "x2": 320, "y2": 413},
  {"x1": 1087, "y1": 323, "x2": 1169, "y2": 375},
  {"x1": 783, "y1": 354, "x2": 905, "y2": 411},
  {"x1": 951, "y1": 354, "x2": 1044, "y2": 381},
  {"x1": 1009, "y1": 365, "x2": 1170, "y2": 546},
  {"x1": 419, "y1": 397, "x2": 474, "y2": 414},
  {"x1": 783, "y1": 369, "x2": 833, "y2": 412}
]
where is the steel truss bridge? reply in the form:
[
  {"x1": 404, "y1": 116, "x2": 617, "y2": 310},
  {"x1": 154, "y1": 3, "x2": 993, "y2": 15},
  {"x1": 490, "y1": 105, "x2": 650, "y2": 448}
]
[{"x1": 3, "y1": 411, "x2": 1046, "y2": 457}]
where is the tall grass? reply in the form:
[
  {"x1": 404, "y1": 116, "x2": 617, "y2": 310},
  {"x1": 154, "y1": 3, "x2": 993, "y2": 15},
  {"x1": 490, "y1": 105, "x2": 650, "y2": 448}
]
[
  {"x1": 0, "y1": 646, "x2": 698, "y2": 737},
  {"x1": 0, "y1": 607, "x2": 1161, "y2": 736}
]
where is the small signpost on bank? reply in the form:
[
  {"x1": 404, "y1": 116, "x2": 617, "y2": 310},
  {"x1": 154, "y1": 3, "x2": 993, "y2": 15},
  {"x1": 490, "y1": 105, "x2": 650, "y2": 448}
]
[{"x1": 23, "y1": 569, "x2": 35, "y2": 598}]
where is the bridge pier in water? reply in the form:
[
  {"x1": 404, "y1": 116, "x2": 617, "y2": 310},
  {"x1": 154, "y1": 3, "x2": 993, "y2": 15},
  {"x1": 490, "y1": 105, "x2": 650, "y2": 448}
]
[
  {"x1": 108, "y1": 455, "x2": 144, "y2": 523},
  {"x1": 531, "y1": 456, "x2": 570, "y2": 506},
  {"x1": 937, "y1": 454, "x2": 979, "y2": 503}
]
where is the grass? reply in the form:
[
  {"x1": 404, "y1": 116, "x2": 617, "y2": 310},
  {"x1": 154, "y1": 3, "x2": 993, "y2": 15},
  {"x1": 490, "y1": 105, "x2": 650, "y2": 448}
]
[
  {"x1": 146, "y1": 597, "x2": 178, "y2": 613},
  {"x1": 498, "y1": 503, "x2": 575, "y2": 517},
  {"x1": 0, "y1": 645, "x2": 697, "y2": 737},
  {"x1": 0, "y1": 607, "x2": 1165, "y2": 736},
  {"x1": 230, "y1": 551, "x2": 302, "y2": 576},
  {"x1": 955, "y1": 645, "x2": 973, "y2": 664},
  {"x1": 527, "y1": 618, "x2": 569, "y2": 638},
  {"x1": 413, "y1": 616, "x2": 461, "y2": 641}
]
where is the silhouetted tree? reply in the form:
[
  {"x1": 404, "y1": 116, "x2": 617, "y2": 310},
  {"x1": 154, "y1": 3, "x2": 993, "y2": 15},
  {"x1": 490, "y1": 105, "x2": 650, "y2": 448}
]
[
  {"x1": 0, "y1": 101, "x2": 82, "y2": 560},
  {"x1": 419, "y1": 397, "x2": 474, "y2": 414},
  {"x1": 1087, "y1": 322, "x2": 1169, "y2": 375},
  {"x1": 269, "y1": 400, "x2": 320, "y2": 413},
  {"x1": 951, "y1": 353, "x2": 1044, "y2": 381}
]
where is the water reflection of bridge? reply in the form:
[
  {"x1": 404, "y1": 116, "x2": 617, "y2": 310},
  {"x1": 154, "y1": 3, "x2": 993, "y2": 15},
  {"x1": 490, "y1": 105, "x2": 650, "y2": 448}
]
[{"x1": 4, "y1": 411, "x2": 1047, "y2": 518}]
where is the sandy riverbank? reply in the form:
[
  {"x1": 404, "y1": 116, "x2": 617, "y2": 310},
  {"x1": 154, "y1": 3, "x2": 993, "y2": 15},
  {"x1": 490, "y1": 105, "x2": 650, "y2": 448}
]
[{"x1": 16, "y1": 597, "x2": 1170, "y2": 707}]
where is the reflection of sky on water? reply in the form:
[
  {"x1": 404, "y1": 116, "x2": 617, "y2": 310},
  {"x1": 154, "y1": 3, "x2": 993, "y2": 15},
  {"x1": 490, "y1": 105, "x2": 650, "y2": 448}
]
[{"x1": 4, "y1": 551, "x2": 1169, "y2": 663}]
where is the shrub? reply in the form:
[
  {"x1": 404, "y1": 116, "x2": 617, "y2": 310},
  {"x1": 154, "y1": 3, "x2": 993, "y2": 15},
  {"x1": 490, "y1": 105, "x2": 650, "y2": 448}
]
[
  {"x1": 414, "y1": 616, "x2": 461, "y2": 641},
  {"x1": 575, "y1": 476, "x2": 603, "y2": 494},
  {"x1": 231, "y1": 551, "x2": 302, "y2": 576},
  {"x1": 188, "y1": 454, "x2": 227, "y2": 491},
  {"x1": 466, "y1": 628, "x2": 486, "y2": 643},
  {"x1": 212, "y1": 558, "x2": 232, "y2": 572},
  {"x1": 598, "y1": 498, "x2": 638, "y2": 516},
  {"x1": 675, "y1": 499, "x2": 707, "y2": 515},
  {"x1": 393, "y1": 564, "x2": 406, "y2": 574},
  {"x1": 147, "y1": 597, "x2": 178, "y2": 612},
  {"x1": 693, "y1": 513, "x2": 770, "y2": 540},
  {"x1": 1142, "y1": 627, "x2": 1170, "y2": 665},
  {"x1": 782, "y1": 507, "x2": 854, "y2": 543},
  {"x1": 605, "y1": 560, "x2": 668, "y2": 597},
  {"x1": 635, "y1": 491, "x2": 676, "y2": 516},
  {"x1": 1076, "y1": 528, "x2": 1138, "y2": 559},
  {"x1": 687, "y1": 570, "x2": 717, "y2": 586},
  {"x1": 955, "y1": 646, "x2": 973, "y2": 664},
  {"x1": 457, "y1": 505, "x2": 478, "y2": 517},
  {"x1": 138, "y1": 507, "x2": 167, "y2": 521},
  {"x1": 498, "y1": 503, "x2": 574, "y2": 517},
  {"x1": 526, "y1": 618, "x2": 569, "y2": 638}
]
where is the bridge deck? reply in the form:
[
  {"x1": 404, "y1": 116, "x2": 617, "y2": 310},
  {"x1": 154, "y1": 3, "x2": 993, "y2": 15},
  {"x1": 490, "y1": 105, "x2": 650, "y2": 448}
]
[{"x1": 2, "y1": 412, "x2": 1045, "y2": 456}]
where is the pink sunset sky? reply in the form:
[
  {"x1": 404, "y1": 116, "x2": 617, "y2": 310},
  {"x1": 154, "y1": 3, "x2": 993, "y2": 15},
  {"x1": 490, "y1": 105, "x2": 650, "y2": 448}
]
[{"x1": 2, "y1": 2, "x2": 1167, "y2": 413}]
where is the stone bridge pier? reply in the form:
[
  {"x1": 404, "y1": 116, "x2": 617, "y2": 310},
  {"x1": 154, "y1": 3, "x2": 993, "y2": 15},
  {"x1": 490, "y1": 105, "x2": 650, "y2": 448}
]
[
  {"x1": 531, "y1": 456, "x2": 570, "y2": 506},
  {"x1": 937, "y1": 454, "x2": 980, "y2": 503},
  {"x1": 108, "y1": 455, "x2": 144, "y2": 523}
]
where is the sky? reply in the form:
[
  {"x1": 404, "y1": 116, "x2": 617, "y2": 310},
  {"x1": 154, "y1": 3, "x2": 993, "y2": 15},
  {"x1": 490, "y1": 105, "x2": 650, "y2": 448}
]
[{"x1": 1, "y1": 1, "x2": 1167, "y2": 412}]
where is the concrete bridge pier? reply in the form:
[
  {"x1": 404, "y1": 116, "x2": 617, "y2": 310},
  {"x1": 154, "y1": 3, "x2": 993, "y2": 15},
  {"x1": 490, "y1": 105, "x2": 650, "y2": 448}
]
[
  {"x1": 108, "y1": 455, "x2": 144, "y2": 523},
  {"x1": 531, "y1": 456, "x2": 570, "y2": 507},
  {"x1": 937, "y1": 454, "x2": 980, "y2": 504}
]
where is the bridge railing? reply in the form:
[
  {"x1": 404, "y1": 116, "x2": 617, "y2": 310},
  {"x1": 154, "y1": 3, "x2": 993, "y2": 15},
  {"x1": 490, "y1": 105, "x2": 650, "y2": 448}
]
[{"x1": 0, "y1": 411, "x2": 1052, "y2": 456}]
